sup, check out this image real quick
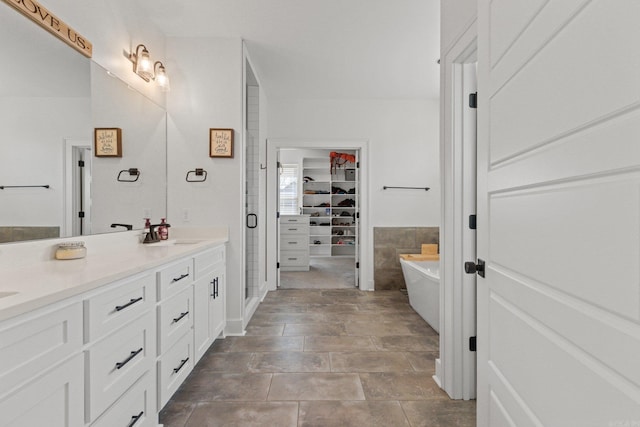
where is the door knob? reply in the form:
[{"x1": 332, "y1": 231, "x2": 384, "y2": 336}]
[{"x1": 464, "y1": 259, "x2": 485, "y2": 278}]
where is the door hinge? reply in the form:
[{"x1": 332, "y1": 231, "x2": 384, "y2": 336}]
[
  {"x1": 356, "y1": 262, "x2": 359, "y2": 268},
  {"x1": 469, "y1": 336, "x2": 477, "y2": 352},
  {"x1": 277, "y1": 262, "x2": 280, "y2": 269},
  {"x1": 469, "y1": 92, "x2": 477, "y2": 108},
  {"x1": 356, "y1": 162, "x2": 359, "y2": 168},
  {"x1": 78, "y1": 160, "x2": 85, "y2": 167},
  {"x1": 356, "y1": 212, "x2": 359, "y2": 219},
  {"x1": 277, "y1": 211, "x2": 280, "y2": 218},
  {"x1": 277, "y1": 161, "x2": 281, "y2": 168},
  {"x1": 469, "y1": 214, "x2": 476, "y2": 230},
  {"x1": 78, "y1": 211, "x2": 85, "y2": 218}
]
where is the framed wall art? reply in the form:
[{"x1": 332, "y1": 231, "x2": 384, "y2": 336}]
[
  {"x1": 209, "y1": 128, "x2": 234, "y2": 158},
  {"x1": 94, "y1": 128, "x2": 122, "y2": 157}
]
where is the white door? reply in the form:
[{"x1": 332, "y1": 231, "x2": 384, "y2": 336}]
[{"x1": 477, "y1": 1, "x2": 640, "y2": 426}]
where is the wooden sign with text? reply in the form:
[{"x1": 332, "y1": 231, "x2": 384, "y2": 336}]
[{"x1": 2, "y1": 0, "x2": 92, "y2": 57}]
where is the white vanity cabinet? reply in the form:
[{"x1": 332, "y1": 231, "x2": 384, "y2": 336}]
[
  {"x1": 193, "y1": 245, "x2": 226, "y2": 363},
  {"x1": 0, "y1": 238, "x2": 227, "y2": 426},
  {"x1": 0, "y1": 302, "x2": 84, "y2": 427}
]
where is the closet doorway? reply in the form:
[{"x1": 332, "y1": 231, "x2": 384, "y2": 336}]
[
  {"x1": 278, "y1": 148, "x2": 359, "y2": 289},
  {"x1": 265, "y1": 142, "x2": 373, "y2": 290}
]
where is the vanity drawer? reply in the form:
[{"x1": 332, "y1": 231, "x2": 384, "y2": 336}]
[
  {"x1": 87, "y1": 311, "x2": 155, "y2": 422},
  {"x1": 280, "y1": 235, "x2": 307, "y2": 250},
  {"x1": 157, "y1": 258, "x2": 193, "y2": 300},
  {"x1": 194, "y1": 244, "x2": 225, "y2": 278},
  {"x1": 281, "y1": 224, "x2": 309, "y2": 235},
  {"x1": 158, "y1": 331, "x2": 193, "y2": 408},
  {"x1": 0, "y1": 301, "x2": 83, "y2": 396},
  {"x1": 90, "y1": 372, "x2": 155, "y2": 427},
  {"x1": 280, "y1": 251, "x2": 310, "y2": 267},
  {"x1": 85, "y1": 273, "x2": 155, "y2": 342},
  {"x1": 157, "y1": 286, "x2": 193, "y2": 355},
  {"x1": 281, "y1": 215, "x2": 309, "y2": 225}
]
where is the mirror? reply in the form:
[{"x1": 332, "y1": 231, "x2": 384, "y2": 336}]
[{"x1": 0, "y1": 2, "x2": 167, "y2": 243}]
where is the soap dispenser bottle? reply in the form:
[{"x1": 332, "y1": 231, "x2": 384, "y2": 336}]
[{"x1": 159, "y1": 218, "x2": 169, "y2": 240}]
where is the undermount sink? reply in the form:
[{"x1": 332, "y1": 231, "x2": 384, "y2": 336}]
[
  {"x1": 145, "y1": 239, "x2": 203, "y2": 246},
  {"x1": 0, "y1": 291, "x2": 18, "y2": 299}
]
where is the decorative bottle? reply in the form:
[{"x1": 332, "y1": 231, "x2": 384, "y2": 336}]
[{"x1": 159, "y1": 218, "x2": 169, "y2": 240}]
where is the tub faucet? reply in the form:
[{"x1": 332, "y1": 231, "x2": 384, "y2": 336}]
[{"x1": 110, "y1": 223, "x2": 133, "y2": 230}]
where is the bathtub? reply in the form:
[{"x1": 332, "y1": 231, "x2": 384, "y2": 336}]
[{"x1": 400, "y1": 259, "x2": 440, "y2": 333}]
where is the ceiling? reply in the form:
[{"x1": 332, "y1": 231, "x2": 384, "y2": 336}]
[{"x1": 134, "y1": 0, "x2": 440, "y2": 100}]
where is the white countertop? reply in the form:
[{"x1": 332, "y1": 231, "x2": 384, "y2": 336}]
[{"x1": 0, "y1": 229, "x2": 228, "y2": 323}]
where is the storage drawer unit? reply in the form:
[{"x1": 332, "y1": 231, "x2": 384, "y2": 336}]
[
  {"x1": 157, "y1": 331, "x2": 193, "y2": 408},
  {"x1": 157, "y1": 285, "x2": 193, "y2": 355},
  {"x1": 85, "y1": 273, "x2": 155, "y2": 342},
  {"x1": 156, "y1": 258, "x2": 193, "y2": 300},
  {"x1": 90, "y1": 372, "x2": 155, "y2": 427},
  {"x1": 279, "y1": 215, "x2": 310, "y2": 271},
  {"x1": 86, "y1": 311, "x2": 155, "y2": 421}
]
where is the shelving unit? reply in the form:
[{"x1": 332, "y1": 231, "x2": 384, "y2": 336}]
[{"x1": 302, "y1": 156, "x2": 358, "y2": 258}]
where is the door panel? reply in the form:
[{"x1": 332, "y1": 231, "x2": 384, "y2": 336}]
[{"x1": 477, "y1": 1, "x2": 640, "y2": 425}]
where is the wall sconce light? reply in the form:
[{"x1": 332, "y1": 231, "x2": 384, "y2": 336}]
[
  {"x1": 127, "y1": 44, "x2": 170, "y2": 91},
  {"x1": 154, "y1": 61, "x2": 170, "y2": 91}
]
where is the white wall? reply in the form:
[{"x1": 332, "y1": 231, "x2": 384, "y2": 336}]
[
  {"x1": 441, "y1": 0, "x2": 477, "y2": 52},
  {"x1": 165, "y1": 37, "x2": 245, "y2": 335},
  {"x1": 269, "y1": 98, "x2": 440, "y2": 227}
]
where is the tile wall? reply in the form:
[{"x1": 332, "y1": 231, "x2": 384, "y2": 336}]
[{"x1": 373, "y1": 227, "x2": 439, "y2": 290}]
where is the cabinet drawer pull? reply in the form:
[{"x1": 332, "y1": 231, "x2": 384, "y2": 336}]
[
  {"x1": 288, "y1": 228, "x2": 298, "y2": 231},
  {"x1": 287, "y1": 241, "x2": 298, "y2": 244},
  {"x1": 171, "y1": 273, "x2": 189, "y2": 283},
  {"x1": 116, "y1": 347, "x2": 143, "y2": 369},
  {"x1": 173, "y1": 357, "x2": 189, "y2": 374},
  {"x1": 287, "y1": 219, "x2": 297, "y2": 222},
  {"x1": 127, "y1": 411, "x2": 144, "y2": 427},
  {"x1": 115, "y1": 297, "x2": 143, "y2": 312},
  {"x1": 172, "y1": 311, "x2": 189, "y2": 324},
  {"x1": 288, "y1": 257, "x2": 297, "y2": 261},
  {"x1": 210, "y1": 277, "x2": 219, "y2": 298}
]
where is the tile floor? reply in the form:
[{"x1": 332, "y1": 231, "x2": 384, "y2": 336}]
[{"x1": 159, "y1": 289, "x2": 476, "y2": 426}]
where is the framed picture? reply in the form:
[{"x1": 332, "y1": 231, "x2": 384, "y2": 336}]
[
  {"x1": 94, "y1": 128, "x2": 122, "y2": 157},
  {"x1": 209, "y1": 128, "x2": 234, "y2": 158}
]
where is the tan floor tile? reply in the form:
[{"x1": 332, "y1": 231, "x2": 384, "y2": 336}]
[
  {"x1": 330, "y1": 351, "x2": 414, "y2": 372},
  {"x1": 249, "y1": 351, "x2": 330, "y2": 373},
  {"x1": 360, "y1": 372, "x2": 447, "y2": 400},
  {"x1": 227, "y1": 336, "x2": 304, "y2": 352},
  {"x1": 345, "y1": 321, "x2": 423, "y2": 336},
  {"x1": 283, "y1": 323, "x2": 347, "y2": 336},
  {"x1": 268, "y1": 373, "x2": 365, "y2": 401},
  {"x1": 185, "y1": 402, "x2": 298, "y2": 427},
  {"x1": 250, "y1": 312, "x2": 329, "y2": 324},
  {"x1": 158, "y1": 401, "x2": 195, "y2": 427},
  {"x1": 171, "y1": 373, "x2": 272, "y2": 402},
  {"x1": 404, "y1": 351, "x2": 439, "y2": 373},
  {"x1": 193, "y1": 352, "x2": 254, "y2": 373},
  {"x1": 401, "y1": 400, "x2": 476, "y2": 427},
  {"x1": 245, "y1": 324, "x2": 285, "y2": 336},
  {"x1": 299, "y1": 401, "x2": 410, "y2": 427},
  {"x1": 373, "y1": 335, "x2": 439, "y2": 351},
  {"x1": 304, "y1": 336, "x2": 378, "y2": 352}
]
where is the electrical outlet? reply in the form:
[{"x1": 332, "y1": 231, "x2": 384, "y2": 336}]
[{"x1": 183, "y1": 208, "x2": 190, "y2": 222}]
